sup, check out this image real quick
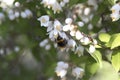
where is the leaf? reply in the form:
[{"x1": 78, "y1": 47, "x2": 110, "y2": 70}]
[
  {"x1": 91, "y1": 15, "x2": 100, "y2": 26},
  {"x1": 90, "y1": 50, "x2": 102, "y2": 66},
  {"x1": 85, "y1": 60, "x2": 99, "y2": 76},
  {"x1": 84, "y1": 59, "x2": 99, "y2": 80},
  {"x1": 106, "y1": 0, "x2": 117, "y2": 5},
  {"x1": 89, "y1": 61, "x2": 119, "y2": 80},
  {"x1": 107, "y1": 33, "x2": 120, "y2": 49},
  {"x1": 98, "y1": 33, "x2": 111, "y2": 43},
  {"x1": 112, "y1": 50, "x2": 120, "y2": 72}
]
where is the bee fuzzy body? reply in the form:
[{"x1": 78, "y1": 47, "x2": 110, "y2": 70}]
[{"x1": 56, "y1": 35, "x2": 67, "y2": 48}]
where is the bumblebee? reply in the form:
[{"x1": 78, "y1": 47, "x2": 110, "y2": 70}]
[{"x1": 56, "y1": 35, "x2": 67, "y2": 48}]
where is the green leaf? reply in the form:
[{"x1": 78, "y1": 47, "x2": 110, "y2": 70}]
[
  {"x1": 103, "y1": 0, "x2": 115, "y2": 6},
  {"x1": 90, "y1": 61, "x2": 119, "y2": 80},
  {"x1": 107, "y1": 33, "x2": 120, "y2": 49},
  {"x1": 98, "y1": 33, "x2": 111, "y2": 43},
  {"x1": 86, "y1": 61, "x2": 99, "y2": 76},
  {"x1": 91, "y1": 15, "x2": 100, "y2": 26},
  {"x1": 112, "y1": 50, "x2": 120, "y2": 72},
  {"x1": 84, "y1": 58, "x2": 99, "y2": 80},
  {"x1": 90, "y1": 50, "x2": 102, "y2": 66},
  {"x1": 106, "y1": 0, "x2": 117, "y2": 5}
]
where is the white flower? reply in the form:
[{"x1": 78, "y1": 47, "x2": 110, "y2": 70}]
[
  {"x1": 110, "y1": 13, "x2": 120, "y2": 21},
  {"x1": 55, "y1": 61, "x2": 69, "y2": 78},
  {"x1": 110, "y1": 3, "x2": 120, "y2": 21},
  {"x1": 60, "y1": 1, "x2": 65, "y2": 7},
  {"x1": 14, "y1": 11, "x2": 20, "y2": 18},
  {"x1": 84, "y1": 7, "x2": 91, "y2": 15},
  {"x1": 75, "y1": 30, "x2": 84, "y2": 40},
  {"x1": 56, "y1": 69, "x2": 67, "y2": 78},
  {"x1": 0, "y1": 48, "x2": 4, "y2": 55},
  {"x1": 8, "y1": 14, "x2": 15, "y2": 20},
  {"x1": 14, "y1": 46, "x2": 20, "y2": 52},
  {"x1": 52, "y1": 2, "x2": 62, "y2": 14},
  {"x1": 38, "y1": 15, "x2": 50, "y2": 27},
  {"x1": 93, "y1": 39, "x2": 97, "y2": 45},
  {"x1": 54, "y1": 20, "x2": 62, "y2": 31},
  {"x1": 68, "y1": 39, "x2": 76, "y2": 48},
  {"x1": 77, "y1": 21, "x2": 84, "y2": 27},
  {"x1": 8, "y1": 9, "x2": 14, "y2": 14},
  {"x1": 41, "y1": 0, "x2": 63, "y2": 13},
  {"x1": 65, "y1": 18, "x2": 73, "y2": 24},
  {"x1": 89, "y1": 45, "x2": 95, "y2": 53},
  {"x1": 70, "y1": 30, "x2": 76, "y2": 36},
  {"x1": 72, "y1": 67, "x2": 84, "y2": 79},
  {"x1": 63, "y1": 24, "x2": 70, "y2": 31},
  {"x1": 49, "y1": 29, "x2": 60, "y2": 39},
  {"x1": 41, "y1": 0, "x2": 49, "y2": 7},
  {"x1": 24, "y1": 9, "x2": 32, "y2": 17},
  {"x1": 69, "y1": 25, "x2": 75, "y2": 31},
  {"x1": 48, "y1": 20, "x2": 63, "y2": 39},
  {"x1": 49, "y1": 30, "x2": 55, "y2": 40},
  {"x1": 57, "y1": 61, "x2": 69, "y2": 69},
  {"x1": 111, "y1": 3, "x2": 120, "y2": 13},
  {"x1": 39, "y1": 39, "x2": 48, "y2": 47},
  {"x1": 75, "y1": 45, "x2": 84, "y2": 57},
  {"x1": 14, "y1": 2, "x2": 20, "y2": 7},
  {"x1": 45, "y1": 44, "x2": 51, "y2": 50},
  {"x1": 59, "y1": 32, "x2": 68, "y2": 39},
  {"x1": 47, "y1": 21, "x2": 53, "y2": 32},
  {"x1": 80, "y1": 37, "x2": 90, "y2": 45},
  {"x1": 21, "y1": 11, "x2": 27, "y2": 18}
]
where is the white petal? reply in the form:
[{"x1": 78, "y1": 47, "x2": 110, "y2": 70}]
[
  {"x1": 77, "y1": 21, "x2": 84, "y2": 27},
  {"x1": 70, "y1": 30, "x2": 76, "y2": 36},
  {"x1": 56, "y1": 69, "x2": 67, "y2": 78},
  {"x1": 89, "y1": 45, "x2": 95, "y2": 53},
  {"x1": 52, "y1": 2, "x2": 62, "y2": 14},
  {"x1": 60, "y1": 1, "x2": 65, "y2": 7},
  {"x1": 45, "y1": 44, "x2": 51, "y2": 50},
  {"x1": 37, "y1": 15, "x2": 50, "y2": 26},
  {"x1": 75, "y1": 31, "x2": 83, "y2": 40},
  {"x1": 63, "y1": 25, "x2": 70, "y2": 31},
  {"x1": 110, "y1": 13, "x2": 120, "y2": 21},
  {"x1": 65, "y1": 18, "x2": 73, "y2": 24},
  {"x1": 47, "y1": 22, "x2": 53, "y2": 32},
  {"x1": 59, "y1": 32, "x2": 68, "y2": 39},
  {"x1": 72, "y1": 67, "x2": 84, "y2": 78},
  {"x1": 54, "y1": 20, "x2": 62, "y2": 31},
  {"x1": 111, "y1": 3, "x2": 120, "y2": 12},
  {"x1": 84, "y1": 7, "x2": 91, "y2": 15},
  {"x1": 68, "y1": 39, "x2": 76, "y2": 48}
]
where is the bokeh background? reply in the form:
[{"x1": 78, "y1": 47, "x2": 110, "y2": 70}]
[{"x1": 0, "y1": 0, "x2": 120, "y2": 80}]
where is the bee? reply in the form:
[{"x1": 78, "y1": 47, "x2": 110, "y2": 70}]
[{"x1": 56, "y1": 35, "x2": 67, "y2": 48}]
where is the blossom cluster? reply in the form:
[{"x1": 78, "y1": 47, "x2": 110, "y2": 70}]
[
  {"x1": 110, "y1": 2, "x2": 120, "y2": 21},
  {"x1": 0, "y1": 1, "x2": 33, "y2": 23},
  {"x1": 41, "y1": 0, "x2": 69, "y2": 14},
  {"x1": 55, "y1": 61, "x2": 84, "y2": 79},
  {"x1": 38, "y1": 15, "x2": 97, "y2": 54},
  {"x1": 8, "y1": 8, "x2": 33, "y2": 20}
]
